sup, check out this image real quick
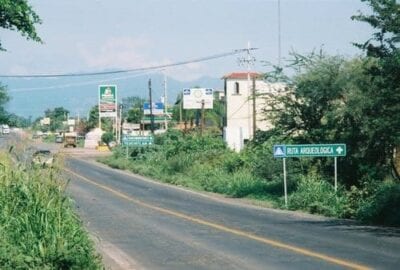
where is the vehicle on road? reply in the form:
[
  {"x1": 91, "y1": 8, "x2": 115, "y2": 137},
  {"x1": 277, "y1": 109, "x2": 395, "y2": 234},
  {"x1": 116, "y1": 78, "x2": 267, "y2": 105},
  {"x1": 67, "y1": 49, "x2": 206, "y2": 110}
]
[
  {"x1": 55, "y1": 135, "x2": 64, "y2": 143},
  {"x1": 64, "y1": 132, "x2": 77, "y2": 148},
  {"x1": 1, "y1": 124, "x2": 10, "y2": 135},
  {"x1": 32, "y1": 150, "x2": 54, "y2": 168}
]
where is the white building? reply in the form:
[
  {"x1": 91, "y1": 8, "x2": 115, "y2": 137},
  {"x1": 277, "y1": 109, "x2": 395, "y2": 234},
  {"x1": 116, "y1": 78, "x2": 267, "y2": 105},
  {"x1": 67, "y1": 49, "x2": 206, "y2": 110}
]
[{"x1": 222, "y1": 72, "x2": 284, "y2": 152}]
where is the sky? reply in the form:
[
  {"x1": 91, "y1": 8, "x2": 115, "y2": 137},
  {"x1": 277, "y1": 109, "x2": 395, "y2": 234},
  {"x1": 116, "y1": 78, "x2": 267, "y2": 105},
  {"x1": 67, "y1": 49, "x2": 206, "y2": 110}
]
[{"x1": 0, "y1": 0, "x2": 373, "y2": 82}]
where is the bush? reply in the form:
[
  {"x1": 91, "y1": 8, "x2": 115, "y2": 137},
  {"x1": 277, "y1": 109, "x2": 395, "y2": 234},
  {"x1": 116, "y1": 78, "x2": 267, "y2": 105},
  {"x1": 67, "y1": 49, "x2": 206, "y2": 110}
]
[
  {"x1": 356, "y1": 182, "x2": 400, "y2": 226},
  {"x1": 288, "y1": 175, "x2": 348, "y2": 217}
]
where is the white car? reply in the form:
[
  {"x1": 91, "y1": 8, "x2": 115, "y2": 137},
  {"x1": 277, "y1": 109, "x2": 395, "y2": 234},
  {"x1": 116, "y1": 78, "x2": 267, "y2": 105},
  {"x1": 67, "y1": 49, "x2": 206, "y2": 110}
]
[{"x1": 2, "y1": 124, "x2": 10, "y2": 134}]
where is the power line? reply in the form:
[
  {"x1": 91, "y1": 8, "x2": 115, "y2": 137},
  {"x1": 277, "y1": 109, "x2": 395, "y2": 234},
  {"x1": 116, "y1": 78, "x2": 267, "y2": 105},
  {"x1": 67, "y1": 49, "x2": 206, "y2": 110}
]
[
  {"x1": 8, "y1": 70, "x2": 158, "y2": 93},
  {"x1": 0, "y1": 48, "x2": 258, "y2": 78}
]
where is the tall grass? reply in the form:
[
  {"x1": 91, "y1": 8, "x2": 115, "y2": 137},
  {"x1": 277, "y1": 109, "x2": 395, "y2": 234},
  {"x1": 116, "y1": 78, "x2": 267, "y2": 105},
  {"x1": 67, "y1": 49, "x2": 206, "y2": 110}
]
[{"x1": 0, "y1": 152, "x2": 103, "y2": 269}]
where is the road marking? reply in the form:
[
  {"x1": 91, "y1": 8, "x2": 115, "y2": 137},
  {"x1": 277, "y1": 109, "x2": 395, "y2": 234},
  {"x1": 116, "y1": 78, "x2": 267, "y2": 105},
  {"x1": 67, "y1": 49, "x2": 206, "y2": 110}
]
[{"x1": 65, "y1": 168, "x2": 371, "y2": 270}]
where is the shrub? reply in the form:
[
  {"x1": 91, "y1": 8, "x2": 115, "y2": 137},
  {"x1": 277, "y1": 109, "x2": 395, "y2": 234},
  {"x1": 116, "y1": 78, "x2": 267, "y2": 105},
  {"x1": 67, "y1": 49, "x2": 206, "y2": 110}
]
[
  {"x1": 288, "y1": 175, "x2": 348, "y2": 217},
  {"x1": 356, "y1": 182, "x2": 400, "y2": 226}
]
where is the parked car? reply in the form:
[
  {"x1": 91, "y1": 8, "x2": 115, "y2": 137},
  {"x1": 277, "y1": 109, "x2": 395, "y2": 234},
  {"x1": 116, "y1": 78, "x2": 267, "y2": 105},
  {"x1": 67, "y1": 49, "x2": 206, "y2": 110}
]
[
  {"x1": 55, "y1": 135, "x2": 64, "y2": 143},
  {"x1": 32, "y1": 150, "x2": 54, "y2": 168}
]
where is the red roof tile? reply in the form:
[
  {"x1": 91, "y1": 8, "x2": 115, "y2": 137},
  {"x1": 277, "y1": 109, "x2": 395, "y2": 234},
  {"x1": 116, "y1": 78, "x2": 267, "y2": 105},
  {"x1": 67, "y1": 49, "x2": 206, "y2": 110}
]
[{"x1": 222, "y1": 72, "x2": 262, "y2": 80}]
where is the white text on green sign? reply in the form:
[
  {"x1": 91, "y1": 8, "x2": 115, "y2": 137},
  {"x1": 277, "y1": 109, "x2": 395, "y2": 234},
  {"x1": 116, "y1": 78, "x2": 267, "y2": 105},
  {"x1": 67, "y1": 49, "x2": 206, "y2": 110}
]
[{"x1": 285, "y1": 144, "x2": 346, "y2": 157}]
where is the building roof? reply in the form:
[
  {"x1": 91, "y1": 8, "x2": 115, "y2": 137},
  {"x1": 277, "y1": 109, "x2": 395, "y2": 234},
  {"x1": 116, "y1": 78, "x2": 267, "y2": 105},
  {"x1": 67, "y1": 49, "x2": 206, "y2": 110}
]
[{"x1": 222, "y1": 72, "x2": 263, "y2": 80}]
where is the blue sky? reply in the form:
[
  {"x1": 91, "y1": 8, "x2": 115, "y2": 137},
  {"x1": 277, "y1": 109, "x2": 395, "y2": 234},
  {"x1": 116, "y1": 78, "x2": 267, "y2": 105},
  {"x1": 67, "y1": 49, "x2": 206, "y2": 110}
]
[{"x1": 0, "y1": 0, "x2": 373, "y2": 82}]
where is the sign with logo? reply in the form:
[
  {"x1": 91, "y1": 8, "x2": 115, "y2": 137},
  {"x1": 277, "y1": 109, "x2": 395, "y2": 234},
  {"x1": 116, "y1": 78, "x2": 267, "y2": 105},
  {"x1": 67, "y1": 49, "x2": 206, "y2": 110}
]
[
  {"x1": 183, "y1": 88, "x2": 213, "y2": 109},
  {"x1": 273, "y1": 144, "x2": 346, "y2": 158},
  {"x1": 99, "y1": 85, "x2": 117, "y2": 117},
  {"x1": 143, "y1": 102, "x2": 164, "y2": 115},
  {"x1": 122, "y1": 135, "x2": 154, "y2": 146}
]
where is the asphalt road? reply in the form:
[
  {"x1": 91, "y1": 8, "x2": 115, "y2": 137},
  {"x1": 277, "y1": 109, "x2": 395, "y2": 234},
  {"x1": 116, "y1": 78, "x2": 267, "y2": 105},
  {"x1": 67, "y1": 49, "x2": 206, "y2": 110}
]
[{"x1": 64, "y1": 157, "x2": 400, "y2": 270}]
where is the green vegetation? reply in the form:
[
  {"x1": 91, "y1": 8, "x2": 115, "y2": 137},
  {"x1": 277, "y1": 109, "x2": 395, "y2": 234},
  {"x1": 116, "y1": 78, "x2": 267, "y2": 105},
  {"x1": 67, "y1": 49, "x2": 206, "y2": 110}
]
[
  {"x1": 0, "y1": 0, "x2": 42, "y2": 51},
  {"x1": 100, "y1": 2, "x2": 400, "y2": 227},
  {"x1": 0, "y1": 152, "x2": 103, "y2": 269}
]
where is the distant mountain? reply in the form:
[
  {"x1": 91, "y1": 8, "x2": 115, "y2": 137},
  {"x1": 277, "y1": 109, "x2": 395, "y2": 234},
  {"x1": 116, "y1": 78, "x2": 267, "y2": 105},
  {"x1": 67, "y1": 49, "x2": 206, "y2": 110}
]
[{"x1": 2, "y1": 74, "x2": 223, "y2": 119}]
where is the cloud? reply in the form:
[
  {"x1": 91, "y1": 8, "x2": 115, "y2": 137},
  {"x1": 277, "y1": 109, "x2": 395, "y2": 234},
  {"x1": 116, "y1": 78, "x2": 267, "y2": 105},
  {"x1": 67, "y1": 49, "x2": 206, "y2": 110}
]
[
  {"x1": 77, "y1": 37, "x2": 152, "y2": 69},
  {"x1": 77, "y1": 36, "x2": 207, "y2": 81}
]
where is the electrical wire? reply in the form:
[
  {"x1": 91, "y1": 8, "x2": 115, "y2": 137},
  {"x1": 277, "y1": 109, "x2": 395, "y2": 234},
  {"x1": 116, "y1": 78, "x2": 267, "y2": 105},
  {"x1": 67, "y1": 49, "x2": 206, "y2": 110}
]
[
  {"x1": 0, "y1": 48, "x2": 258, "y2": 78},
  {"x1": 8, "y1": 70, "x2": 158, "y2": 93}
]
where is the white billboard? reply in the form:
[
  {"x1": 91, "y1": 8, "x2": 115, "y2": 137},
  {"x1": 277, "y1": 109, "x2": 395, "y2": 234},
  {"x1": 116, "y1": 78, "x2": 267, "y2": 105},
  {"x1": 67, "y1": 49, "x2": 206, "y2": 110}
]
[{"x1": 183, "y1": 88, "x2": 213, "y2": 109}]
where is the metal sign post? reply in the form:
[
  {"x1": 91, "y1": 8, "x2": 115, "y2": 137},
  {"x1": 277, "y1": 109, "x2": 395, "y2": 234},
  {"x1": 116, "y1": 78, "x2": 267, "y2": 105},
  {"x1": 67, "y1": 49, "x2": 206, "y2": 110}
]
[
  {"x1": 283, "y1": 158, "x2": 287, "y2": 208},
  {"x1": 334, "y1": 157, "x2": 338, "y2": 192},
  {"x1": 274, "y1": 144, "x2": 347, "y2": 207}
]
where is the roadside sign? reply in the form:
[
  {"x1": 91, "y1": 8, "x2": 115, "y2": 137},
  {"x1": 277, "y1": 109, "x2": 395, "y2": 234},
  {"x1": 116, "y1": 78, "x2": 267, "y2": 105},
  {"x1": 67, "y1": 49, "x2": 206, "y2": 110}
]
[
  {"x1": 143, "y1": 102, "x2": 164, "y2": 115},
  {"x1": 122, "y1": 135, "x2": 154, "y2": 146},
  {"x1": 273, "y1": 143, "x2": 347, "y2": 206},
  {"x1": 273, "y1": 145, "x2": 286, "y2": 158},
  {"x1": 273, "y1": 144, "x2": 346, "y2": 158},
  {"x1": 99, "y1": 85, "x2": 117, "y2": 117},
  {"x1": 183, "y1": 88, "x2": 213, "y2": 109}
]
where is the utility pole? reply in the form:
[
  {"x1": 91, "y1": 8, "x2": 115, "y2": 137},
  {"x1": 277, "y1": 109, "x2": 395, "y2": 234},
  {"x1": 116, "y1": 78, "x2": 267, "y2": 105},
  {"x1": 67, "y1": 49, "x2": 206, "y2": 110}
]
[
  {"x1": 278, "y1": 0, "x2": 282, "y2": 68},
  {"x1": 163, "y1": 71, "x2": 168, "y2": 130},
  {"x1": 252, "y1": 78, "x2": 257, "y2": 137},
  {"x1": 118, "y1": 104, "x2": 123, "y2": 144},
  {"x1": 148, "y1": 79, "x2": 155, "y2": 134},
  {"x1": 238, "y1": 42, "x2": 256, "y2": 139},
  {"x1": 200, "y1": 99, "x2": 205, "y2": 136}
]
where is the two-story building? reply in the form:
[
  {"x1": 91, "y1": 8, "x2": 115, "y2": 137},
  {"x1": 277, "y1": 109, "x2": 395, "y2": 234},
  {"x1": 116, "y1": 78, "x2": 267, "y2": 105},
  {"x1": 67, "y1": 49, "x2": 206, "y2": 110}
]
[{"x1": 222, "y1": 72, "x2": 284, "y2": 151}]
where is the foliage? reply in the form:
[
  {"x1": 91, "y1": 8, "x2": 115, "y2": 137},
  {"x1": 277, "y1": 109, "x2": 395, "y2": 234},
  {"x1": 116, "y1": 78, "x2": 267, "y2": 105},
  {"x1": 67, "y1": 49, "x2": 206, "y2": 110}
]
[
  {"x1": 101, "y1": 132, "x2": 114, "y2": 146},
  {"x1": 122, "y1": 96, "x2": 145, "y2": 123},
  {"x1": 41, "y1": 107, "x2": 69, "y2": 132},
  {"x1": 0, "y1": 152, "x2": 103, "y2": 269},
  {"x1": 0, "y1": 0, "x2": 42, "y2": 51},
  {"x1": 0, "y1": 83, "x2": 10, "y2": 123},
  {"x1": 352, "y1": 0, "x2": 400, "y2": 57},
  {"x1": 288, "y1": 175, "x2": 348, "y2": 217},
  {"x1": 356, "y1": 181, "x2": 400, "y2": 226}
]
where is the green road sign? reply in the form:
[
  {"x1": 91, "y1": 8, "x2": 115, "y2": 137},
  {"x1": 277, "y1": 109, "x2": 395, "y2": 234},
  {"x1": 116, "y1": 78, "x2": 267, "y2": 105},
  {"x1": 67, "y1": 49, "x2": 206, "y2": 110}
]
[
  {"x1": 122, "y1": 135, "x2": 154, "y2": 146},
  {"x1": 284, "y1": 144, "x2": 346, "y2": 157}
]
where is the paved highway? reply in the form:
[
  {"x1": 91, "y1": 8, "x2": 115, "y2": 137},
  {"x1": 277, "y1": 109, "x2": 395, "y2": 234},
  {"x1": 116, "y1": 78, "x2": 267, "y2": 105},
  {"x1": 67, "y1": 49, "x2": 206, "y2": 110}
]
[{"x1": 65, "y1": 157, "x2": 400, "y2": 270}]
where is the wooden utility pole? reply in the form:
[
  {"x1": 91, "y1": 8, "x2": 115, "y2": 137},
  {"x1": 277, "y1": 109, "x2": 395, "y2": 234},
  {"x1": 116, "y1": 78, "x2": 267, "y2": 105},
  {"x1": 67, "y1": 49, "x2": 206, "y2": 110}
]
[
  {"x1": 252, "y1": 77, "x2": 257, "y2": 137},
  {"x1": 200, "y1": 99, "x2": 205, "y2": 136},
  {"x1": 148, "y1": 79, "x2": 155, "y2": 134}
]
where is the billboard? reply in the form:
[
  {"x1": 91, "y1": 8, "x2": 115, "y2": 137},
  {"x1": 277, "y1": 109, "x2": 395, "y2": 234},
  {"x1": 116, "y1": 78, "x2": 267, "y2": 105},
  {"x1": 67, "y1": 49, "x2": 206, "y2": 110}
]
[
  {"x1": 183, "y1": 88, "x2": 213, "y2": 109},
  {"x1": 99, "y1": 85, "x2": 117, "y2": 117},
  {"x1": 143, "y1": 102, "x2": 164, "y2": 115}
]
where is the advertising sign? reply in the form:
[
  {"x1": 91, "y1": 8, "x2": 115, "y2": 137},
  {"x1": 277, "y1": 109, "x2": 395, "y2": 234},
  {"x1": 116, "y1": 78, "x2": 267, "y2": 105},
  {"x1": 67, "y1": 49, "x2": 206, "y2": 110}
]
[
  {"x1": 143, "y1": 102, "x2": 164, "y2": 115},
  {"x1": 99, "y1": 85, "x2": 117, "y2": 117},
  {"x1": 183, "y1": 88, "x2": 213, "y2": 109}
]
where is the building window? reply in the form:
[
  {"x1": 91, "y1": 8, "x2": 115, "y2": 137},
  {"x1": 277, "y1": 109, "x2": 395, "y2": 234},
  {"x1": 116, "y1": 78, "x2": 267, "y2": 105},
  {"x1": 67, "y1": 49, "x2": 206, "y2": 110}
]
[{"x1": 234, "y1": 82, "x2": 240, "y2": 95}]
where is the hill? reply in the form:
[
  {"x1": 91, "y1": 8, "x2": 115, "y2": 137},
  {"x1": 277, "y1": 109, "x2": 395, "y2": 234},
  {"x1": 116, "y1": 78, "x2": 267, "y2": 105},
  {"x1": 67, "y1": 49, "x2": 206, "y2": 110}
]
[{"x1": 2, "y1": 73, "x2": 223, "y2": 119}]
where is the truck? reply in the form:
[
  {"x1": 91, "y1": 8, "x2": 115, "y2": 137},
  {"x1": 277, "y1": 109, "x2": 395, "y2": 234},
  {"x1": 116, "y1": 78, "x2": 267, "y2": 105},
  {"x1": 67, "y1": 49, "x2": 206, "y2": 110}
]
[
  {"x1": 64, "y1": 132, "x2": 77, "y2": 148},
  {"x1": 1, "y1": 124, "x2": 10, "y2": 135}
]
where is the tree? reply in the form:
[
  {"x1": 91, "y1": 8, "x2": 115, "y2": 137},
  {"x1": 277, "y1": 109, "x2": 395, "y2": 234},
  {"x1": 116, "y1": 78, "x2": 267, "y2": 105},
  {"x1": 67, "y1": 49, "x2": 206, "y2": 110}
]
[
  {"x1": 0, "y1": 0, "x2": 42, "y2": 51},
  {"x1": 352, "y1": 0, "x2": 400, "y2": 57},
  {"x1": 122, "y1": 96, "x2": 145, "y2": 123},
  {"x1": 0, "y1": 83, "x2": 10, "y2": 123},
  {"x1": 351, "y1": 0, "x2": 400, "y2": 177},
  {"x1": 44, "y1": 107, "x2": 69, "y2": 132}
]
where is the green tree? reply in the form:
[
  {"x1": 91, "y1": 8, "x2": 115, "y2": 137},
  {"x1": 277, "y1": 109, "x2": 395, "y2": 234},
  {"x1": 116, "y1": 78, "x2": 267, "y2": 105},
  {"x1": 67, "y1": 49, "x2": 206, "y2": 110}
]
[
  {"x1": 0, "y1": 0, "x2": 42, "y2": 51},
  {"x1": 350, "y1": 0, "x2": 400, "y2": 178},
  {"x1": 44, "y1": 107, "x2": 69, "y2": 132},
  {"x1": 0, "y1": 83, "x2": 10, "y2": 123},
  {"x1": 122, "y1": 96, "x2": 145, "y2": 123}
]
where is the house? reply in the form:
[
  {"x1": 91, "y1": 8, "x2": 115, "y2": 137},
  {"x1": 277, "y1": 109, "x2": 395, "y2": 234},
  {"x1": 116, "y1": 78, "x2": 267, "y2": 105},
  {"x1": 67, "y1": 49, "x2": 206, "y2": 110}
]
[{"x1": 222, "y1": 72, "x2": 284, "y2": 151}]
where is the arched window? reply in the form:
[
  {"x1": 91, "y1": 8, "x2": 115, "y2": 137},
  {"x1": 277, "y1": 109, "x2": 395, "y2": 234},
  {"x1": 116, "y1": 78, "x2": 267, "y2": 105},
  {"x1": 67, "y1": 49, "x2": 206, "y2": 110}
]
[{"x1": 234, "y1": 82, "x2": 240, "y2": 95}]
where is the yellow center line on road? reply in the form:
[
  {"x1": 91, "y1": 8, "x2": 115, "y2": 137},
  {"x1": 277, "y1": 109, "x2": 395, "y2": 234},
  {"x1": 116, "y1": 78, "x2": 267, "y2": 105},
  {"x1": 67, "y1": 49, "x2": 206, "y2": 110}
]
[{"x1": 65, "y1": 167, "x2": 371, "y2": 270}]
